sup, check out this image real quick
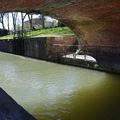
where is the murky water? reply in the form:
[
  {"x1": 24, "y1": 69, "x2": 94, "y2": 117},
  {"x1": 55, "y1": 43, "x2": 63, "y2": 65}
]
[{"x1": 0, "y1": 52, "x2": 120, "y2": 120}]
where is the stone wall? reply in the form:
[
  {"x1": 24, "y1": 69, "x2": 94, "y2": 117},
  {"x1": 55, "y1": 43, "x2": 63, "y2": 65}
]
[
  {"x1": 0, "y1": 36, "x2": 77, "y2": 60},
  {"x1": 87, "y1": 46, "x2": 120, "y2": 73},
  {"x1": 0, "y1": 38, "x2": 48, "y2": 60},
  {"x1": 24, "y1": 38, "x2": 47, "y2": 59},
  {"x1": 0, "y1": 40, "x2": 13, "y2": 53},
  {"x1": 0, "y1": 37, "x2": 120, "y2": 73},
  {"x1": 47, "y1": 36, "x2": 78, "y2": 61}
]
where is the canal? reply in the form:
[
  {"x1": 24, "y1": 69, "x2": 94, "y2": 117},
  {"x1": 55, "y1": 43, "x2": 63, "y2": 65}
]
[{"x1": 0, "y1": 52, "x2": 120, "y2": 120}]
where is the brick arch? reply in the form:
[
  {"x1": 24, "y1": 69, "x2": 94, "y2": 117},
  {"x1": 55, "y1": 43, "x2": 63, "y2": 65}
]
[
  {"x1": 0, "y1": 0, "x2": 120, "y2": 72},
  {"x1": 0, "y1": 0, "x2": 120, "y2": 46}
]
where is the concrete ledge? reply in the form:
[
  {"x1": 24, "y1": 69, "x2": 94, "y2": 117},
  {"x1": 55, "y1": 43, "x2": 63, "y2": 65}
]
[{"x1": 0, "y1": 88, "x2": 36, "y2": 120}]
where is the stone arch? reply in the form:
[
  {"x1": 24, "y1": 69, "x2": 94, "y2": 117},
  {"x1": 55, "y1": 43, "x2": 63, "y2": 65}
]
[
  {"x1": 0, "y1": 0, "x2": 120, "y2": 72},
  {"x1": 0, "y1": 0, "x2": 119, "y2": 46}
]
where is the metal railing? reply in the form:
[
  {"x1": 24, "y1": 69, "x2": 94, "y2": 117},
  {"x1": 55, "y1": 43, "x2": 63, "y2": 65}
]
[{"x1": 53, "y1": 44, "x2": 120, "y2": 60}]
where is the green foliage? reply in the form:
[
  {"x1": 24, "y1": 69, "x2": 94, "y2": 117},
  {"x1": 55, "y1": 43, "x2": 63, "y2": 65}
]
[
  {"x1": 26, "y1": 27, "x2": 74, "y2": 37},
  {"x1": 0, "y1": 27, "x2": 74, "y2": 40}
]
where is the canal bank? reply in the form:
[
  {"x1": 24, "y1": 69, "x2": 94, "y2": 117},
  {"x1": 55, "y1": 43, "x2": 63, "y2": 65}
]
[
  {"x1": 0, "y1": 36, "x2": 77, "y2": 60},
  {"x1": 0, "y1": 37, "x2": 119, "y2": 74},
  {"x1": 0, "y1": 52, "x2": 120, "y2": 120},
  {"x1": 0, "y1": 37, "x2": 97, "y2": 73}
]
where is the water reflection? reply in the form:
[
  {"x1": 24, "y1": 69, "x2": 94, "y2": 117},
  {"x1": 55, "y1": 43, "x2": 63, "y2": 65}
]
[{"x1": 0, "y1": 52, "x2": 120, "y2": 120}]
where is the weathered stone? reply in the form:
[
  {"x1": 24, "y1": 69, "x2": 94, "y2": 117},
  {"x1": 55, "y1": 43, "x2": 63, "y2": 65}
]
[{"x1": 47, "y1": 36, "x2": 77, "y2": 57}]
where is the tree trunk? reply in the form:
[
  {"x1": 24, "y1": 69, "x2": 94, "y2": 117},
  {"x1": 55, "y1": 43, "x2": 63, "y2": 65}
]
[
  {"x1": 0, "y1": 13, "x2": 5, "y2": 29},
  {"x1": 28, "y1": 14, "x2": 33, "y2": 30},
  {"x1": 41, "y1": 14, "x2": 45, "y2": 29},
  {"x1": 7, "y1": 13, "x2": 10, "y2": 32},
  {"x1": 12, "y1": 12, "x2": 18, "y2": 36},
  {"x1": 21, "y1": 13, "x2": 27, "y2": 37},
  {"x1": 2, "y1": 21, "x2": 5, "y2": 29}
]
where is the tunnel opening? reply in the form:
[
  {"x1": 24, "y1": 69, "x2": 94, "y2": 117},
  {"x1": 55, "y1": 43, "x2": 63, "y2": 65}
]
[
  {"x1": 1, "y1": 8, "x2": 119, "y2": 73},
  {"x1": 0, "y1": 11, "x2": 100, "y2": 71},
  {"x1": 0, "y1": 12, "x2": 75, "y2": 39},
  {"x1": 0, "y1": 0, "x2": 119, "y2": 73}
]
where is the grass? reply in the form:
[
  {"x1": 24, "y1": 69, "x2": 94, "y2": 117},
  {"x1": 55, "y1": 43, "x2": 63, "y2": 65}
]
[
  {"x1": 0, "y1": 34, "x2": 14, "y2": 39},
  {"x1": 0, "y1": 27, "x2": 75, "y2": 40}
]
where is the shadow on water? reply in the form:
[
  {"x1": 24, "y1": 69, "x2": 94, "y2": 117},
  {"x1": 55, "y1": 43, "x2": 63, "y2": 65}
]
[
  {"x1": 30, "y1": 74, "x2": 120, "y2": 120},
  {"x1": 62, "y1": 74, "x2": 120, "y2": 120}
]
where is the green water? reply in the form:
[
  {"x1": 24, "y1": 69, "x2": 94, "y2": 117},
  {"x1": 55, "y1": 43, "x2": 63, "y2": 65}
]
[{"x1": 0, "y1": 52, "x2": 120, "y2": 120}]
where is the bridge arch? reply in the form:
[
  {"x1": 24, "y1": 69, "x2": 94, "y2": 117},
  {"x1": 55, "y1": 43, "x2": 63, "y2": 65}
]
[{"x1": 0, "y1": 0, "x2": 120, "y2": 72}]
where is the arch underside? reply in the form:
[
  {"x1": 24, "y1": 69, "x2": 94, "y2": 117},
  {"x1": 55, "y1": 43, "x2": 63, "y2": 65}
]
[{"x1": 0, "y1": 0, "x2": 120, "y2": 72}]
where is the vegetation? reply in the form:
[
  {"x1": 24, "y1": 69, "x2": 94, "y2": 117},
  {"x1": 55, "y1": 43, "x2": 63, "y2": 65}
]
[
  {"x1": 0, "y1": 27, "x2": 75, "y2": 39},
  {"x1": 0, "y1": 12, "x2": 74, "y2": 39}
]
